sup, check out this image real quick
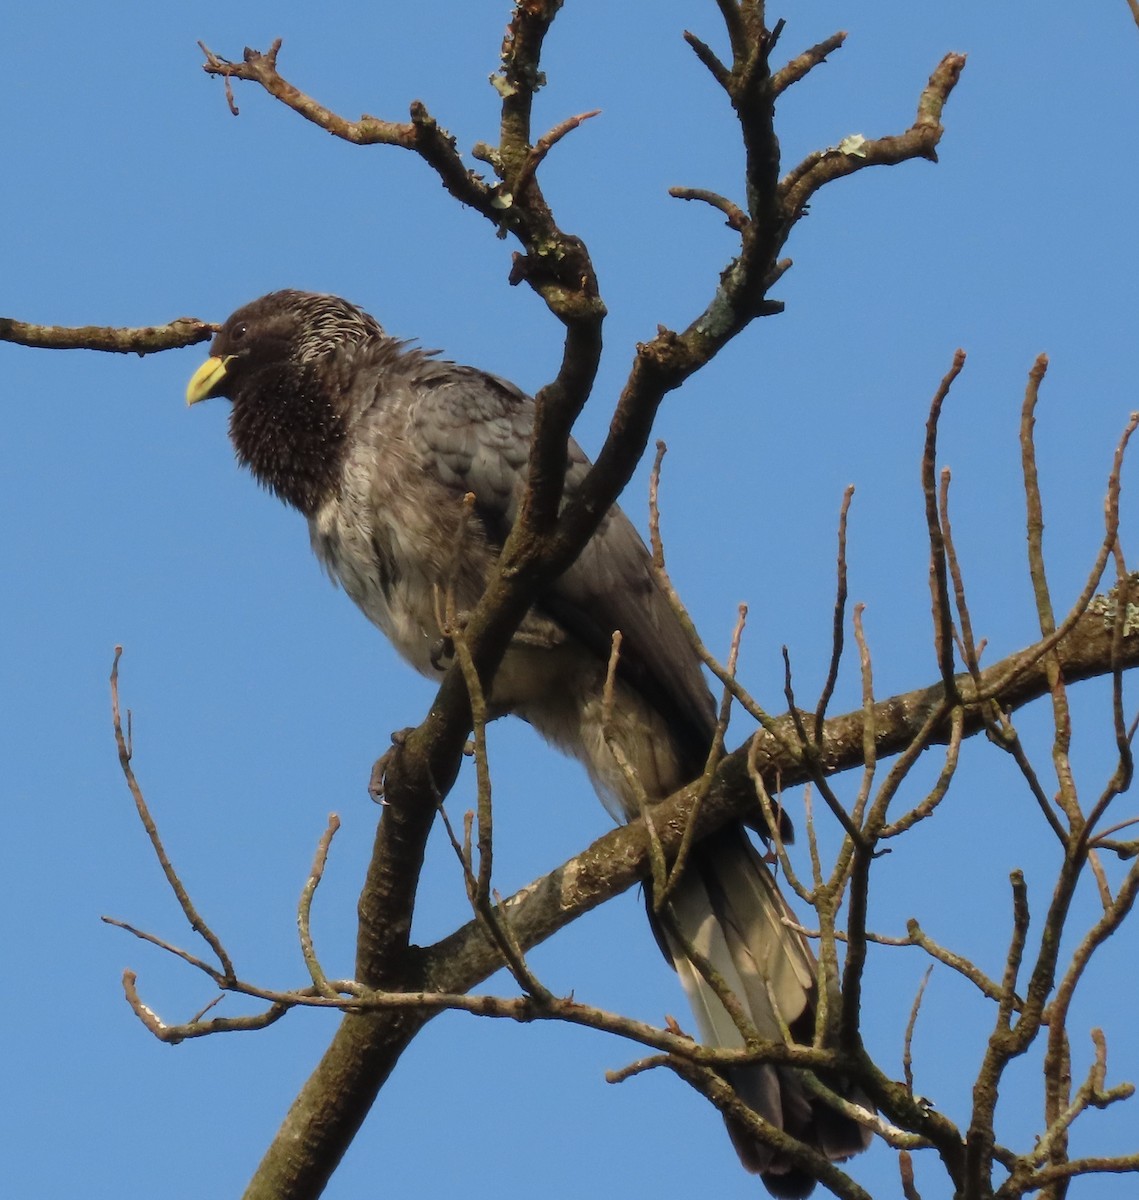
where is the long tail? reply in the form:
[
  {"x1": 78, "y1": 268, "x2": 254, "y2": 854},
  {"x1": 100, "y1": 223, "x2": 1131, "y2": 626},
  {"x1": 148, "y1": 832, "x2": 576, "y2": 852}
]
[{"x1": 654, "y1": 826, "x2": 872, "y2": 1198}]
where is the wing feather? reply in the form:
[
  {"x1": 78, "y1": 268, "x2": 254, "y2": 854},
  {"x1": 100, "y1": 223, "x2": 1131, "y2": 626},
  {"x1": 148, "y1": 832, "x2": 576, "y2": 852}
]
[{"x1": 396, "y1": 362, "x2": 716, "y2": 765}]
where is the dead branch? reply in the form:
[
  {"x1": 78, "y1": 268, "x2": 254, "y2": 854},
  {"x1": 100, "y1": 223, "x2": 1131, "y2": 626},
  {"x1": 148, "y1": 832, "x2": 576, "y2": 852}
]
[
  {"x1": 298, "y1": 816, "x2": 342, "y2": 999},
  {"x1": 61, "y1": 7, "x2": 1135, "y2": 1199},
  {"x1": 110, "y1": 648, "x2": 235, "y2": 982},
  {"x1": 0, "y1": 315, "x2": 215, "y2": 354},
  {"x1": 668, "y1": 186, "x2": 749, "y2": 230}
]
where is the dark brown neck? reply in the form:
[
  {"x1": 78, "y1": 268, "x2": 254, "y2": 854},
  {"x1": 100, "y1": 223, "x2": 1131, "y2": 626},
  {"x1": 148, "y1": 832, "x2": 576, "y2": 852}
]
[{"x1": 228, "y1": 363, "x2": 347, "y2": 516}]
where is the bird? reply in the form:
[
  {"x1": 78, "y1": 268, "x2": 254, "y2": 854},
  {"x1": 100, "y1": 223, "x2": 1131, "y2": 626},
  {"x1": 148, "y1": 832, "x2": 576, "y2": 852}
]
[{"x1": 186, "y1": 289, "x2": 871, "y2": 1196}]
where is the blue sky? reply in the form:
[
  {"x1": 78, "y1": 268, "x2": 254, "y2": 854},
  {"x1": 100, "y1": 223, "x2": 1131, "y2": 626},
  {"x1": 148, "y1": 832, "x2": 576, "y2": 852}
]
[{"x1": 4, "y1": 3, "x2": 1138, "y2": 1197}]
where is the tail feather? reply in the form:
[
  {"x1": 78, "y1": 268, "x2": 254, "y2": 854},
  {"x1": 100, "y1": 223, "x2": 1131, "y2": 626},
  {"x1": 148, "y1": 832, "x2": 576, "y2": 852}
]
[{"x1": 652, "y1": 826, "x2": 872, "y2": 1196}]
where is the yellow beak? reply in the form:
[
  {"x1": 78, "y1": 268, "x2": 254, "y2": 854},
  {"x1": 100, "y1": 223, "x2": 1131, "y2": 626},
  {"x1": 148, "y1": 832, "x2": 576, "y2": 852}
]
[{"x1": 186, "y1": 355, "x2": 232, "y2": 406}]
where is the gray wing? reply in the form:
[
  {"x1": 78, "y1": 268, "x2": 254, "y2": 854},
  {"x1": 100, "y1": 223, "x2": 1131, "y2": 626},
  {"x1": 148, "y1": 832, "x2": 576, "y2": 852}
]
[
  {"x1": 403, "y1": 361, "x2": 716, "y2": 766},
  {"x1": 394, "y1": 359, "x2": 875, "y2": 1185}
]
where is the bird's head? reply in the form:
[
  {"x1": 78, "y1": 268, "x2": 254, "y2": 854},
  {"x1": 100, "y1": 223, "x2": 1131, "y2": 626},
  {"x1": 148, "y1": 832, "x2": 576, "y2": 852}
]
[
  {"x1": 185, "y1": 290, "x2": 387, "y2": 514},
  {"x1": 186, "y1": 290, "x2": 385, "y2": 406}
]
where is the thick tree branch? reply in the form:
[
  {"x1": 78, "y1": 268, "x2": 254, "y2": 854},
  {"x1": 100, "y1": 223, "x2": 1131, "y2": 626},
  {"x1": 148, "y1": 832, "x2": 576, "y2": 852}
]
[
  {"x1": 426, "y1": 581, "x2": 1139, "y2": 985},
  {"x1": 234, "y1": 578, "x2": 1139, "y2": 1200},
  {"x1": 780, "y1": 53, "x2": 966, "y2": 222}
]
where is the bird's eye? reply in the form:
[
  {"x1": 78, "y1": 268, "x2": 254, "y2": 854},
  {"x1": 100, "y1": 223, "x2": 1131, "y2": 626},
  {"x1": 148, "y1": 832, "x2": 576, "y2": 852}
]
[{"x1": 230, "y1": 321, "x2": 248, "y2": 342}]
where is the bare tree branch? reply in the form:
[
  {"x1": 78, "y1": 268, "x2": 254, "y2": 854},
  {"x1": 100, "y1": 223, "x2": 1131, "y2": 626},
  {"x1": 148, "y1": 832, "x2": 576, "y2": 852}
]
[
  {"x1": 0, "y1": 315, "x2": 215, "y2": 353},
  {"x1": 109, "y1": 647, "x2": 235, "y2": 982},
  {"x1": 35, "y1": 8, "x2": 1130, "y2": 1199}
]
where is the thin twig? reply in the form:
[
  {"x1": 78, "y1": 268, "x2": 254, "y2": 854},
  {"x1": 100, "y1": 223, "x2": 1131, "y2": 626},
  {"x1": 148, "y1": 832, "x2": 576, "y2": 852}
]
[
  {"x1": 783, "y1": 646, "x2": 865, "y2": 845},
  {"x1": 599, "y1": 632, "x2": 669, "y2": 902},
  {"x1": 101, "y1": 917, "x2": 226, "y2": 983},
  {"x1": 815, "y1": 484, "x2": 855, "y2": 732},
  {"x1": 880, "y1": 707, "x2": 964, "y2": 838},
  {"x1": 1032, "y1": 1030, "x2": 1135, "y2": 1168},
  {"x1": 659, "y1": 604, "x2": 747, "y2": 905},
  {"x1": 453, "y1": 635, "x2": 494, "y2": 905},
  {"x1": 109, "y1": 648, "x2": 235, "y2": 982},
  {"x1": 435, "y1": 773, "x2": 552, "y2": 1004},
  {"x1": 648, "y1": 441, "x2": 789, "y2": 751},
  {"x1": 665, "y1": 1055, "x2": 875, "y2": 1200},
  {"x1": 903, "y1": 967, "x2": 934, "y2": 1098},
  {"x1": 1081, "y1": 419, "x2": 1139, "y2": 838},
  {"x1": 512, "y1": 108, "x2": 601, "y2": 198},
  {"x1": 747, "y1": 750, "x2": 812, "y2": 905},
  {"x1": 298, "y1": 815, "x2": 341, "y2": 998},
  {"x1": 657, "y1": 909, "x2": 765, "y2": 1048},
  {"x1": 989, "y1": 715, "x2": 1069, "y2": 844},
  {"x1": 939, "y1": 467, "x2": 983, "y2": 680},
  {"x1": 668, "y1": 186, "x2": 749, "y2": 230},
  {"x1": 1018, "y1": 355, "x2": 1081, "y2": 829},
  {"x1": 1092, "y1": 814, "x2": 1139, "y2": 842},
  {"x1": 850, "y1": 603, "x2": 877, "y2": 828},
  {"x1": 974, "y1": 417, "x2": 1132, "y2": 705},
  {"x1": 922, "y1": 351, "x2": 967, "y2": 698},
  {"x1": 121, "y1": 970, "x2": 291, "y2": 1043}
]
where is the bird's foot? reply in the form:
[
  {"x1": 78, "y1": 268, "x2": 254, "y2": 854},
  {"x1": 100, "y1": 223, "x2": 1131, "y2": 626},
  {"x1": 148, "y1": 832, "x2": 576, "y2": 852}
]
[
  {"x1": 431, "y1": 610, "x2": 473, "y2": 671},
  {"x1": 429, "y1": 635, "x2": 455, "y2": 671},
  {"x1": 368, "y1": 727, "x2": 415, "y2": 803}
]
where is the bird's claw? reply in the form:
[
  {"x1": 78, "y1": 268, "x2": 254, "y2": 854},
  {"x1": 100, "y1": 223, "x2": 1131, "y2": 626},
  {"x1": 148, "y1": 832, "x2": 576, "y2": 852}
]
[
  {"x1": 429, "y1": 635, "x2": 456, "y2": 671},
  {"x1": 368, "y1": 727, "x2": 415, "y2": 803}
]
